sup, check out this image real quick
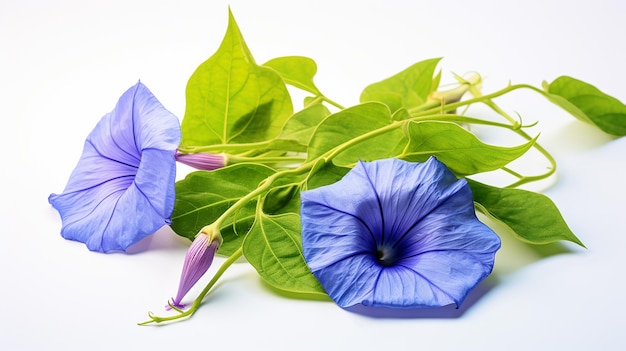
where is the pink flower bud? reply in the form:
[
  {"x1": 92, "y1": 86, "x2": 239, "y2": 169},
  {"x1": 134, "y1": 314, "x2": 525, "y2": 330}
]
[{"x1": 175, "y1": 150, "x2": 226, "y2": 171}]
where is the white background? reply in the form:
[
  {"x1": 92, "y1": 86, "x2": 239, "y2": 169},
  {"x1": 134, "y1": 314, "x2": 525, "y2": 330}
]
[{"x1": 2, "y1": 0, "x2": 625, "y2": 350}]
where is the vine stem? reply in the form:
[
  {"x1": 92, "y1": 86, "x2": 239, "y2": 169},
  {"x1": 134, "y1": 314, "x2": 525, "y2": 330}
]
[
  {"x1": 227, "y1": 154, "x2": 307, "y2": 165},
  {"x1": 409, "y1": 83, "x2": 559, "y2": 187},
  {"x1": 178, "y1": 140, "x2": 276, "y2": 154}
]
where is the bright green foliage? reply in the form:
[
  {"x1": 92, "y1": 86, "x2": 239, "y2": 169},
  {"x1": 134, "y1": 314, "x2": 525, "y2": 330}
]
[
  {"x1": 150, "y1": 11, "x2": 626, "y2": 325},
  {"x1": 306, "y1": 102, "x2": 405, "y2": 165},
  {"x1": 402, "y1": 121, "x2": 536, "y2": 176},
  {"x1": 261, "y1": 177, "x2": 302, "y2": 215},
  {"x1": 275, "y1": 103, "x2": 331, "y2": 151},
  {"x1": 243, "y1": 212, "x2": 326, "y2": 297},
  {"x1": 468, "y1": 179, "x2": 584, "y2": 246},
  {"x1": 360, "y1": 58, "x2": 441, "y2": 112},
  {"x1": 171, "y1": 164, "x2": 277, "y2": 255},
  {"x1": 180, "y1": 9, "x2": 293, "y2": 149},
  {"x1": 263, "y1": 56, "x2": 323, "y2": 96},
  {"x1": 545, "y1": 76, "x2": 626, "y2": 136},
  {"x1": 304, "y1": 161, "x2": 350, "y2": 191}
]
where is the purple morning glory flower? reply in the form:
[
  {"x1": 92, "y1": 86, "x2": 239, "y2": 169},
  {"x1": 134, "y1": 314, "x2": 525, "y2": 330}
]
[
  {"x1": 300, "y1": 157, "x2": 501, "y2": 309},
  {"x1": 170, "y1": 227, "x2": 222, "y2": 309},
  {"x1": 48, "y1": 82, "x2": 181, "y2": 253}
]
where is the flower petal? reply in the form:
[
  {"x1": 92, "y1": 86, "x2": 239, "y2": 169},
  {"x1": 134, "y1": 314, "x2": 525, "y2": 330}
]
[
  {"x1": 48, "y1": 82, "x2": 181, "y2": 252},
  {"x1": 301, "y1": 157, "x2": 501, "y2": 309}
]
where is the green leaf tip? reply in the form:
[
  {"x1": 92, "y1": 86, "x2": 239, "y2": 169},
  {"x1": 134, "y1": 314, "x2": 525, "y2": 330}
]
[
  {"x1": 468, "y1": 179, "x2": 585, "y2": 248},
  {"x1": 180, "y1": 8, "x2": 293, "y2": 149},
  {"x1": 546, "y1": 76, "x2": 626, "y2": 136},
  {"x1": 360, "y1": 58, "x2": 442, "y2": 112}
]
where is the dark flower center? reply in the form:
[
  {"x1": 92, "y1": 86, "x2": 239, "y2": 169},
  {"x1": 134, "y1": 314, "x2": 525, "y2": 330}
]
[{"x1": 376, "y1": 246, "x2": 397, "y2": 266}]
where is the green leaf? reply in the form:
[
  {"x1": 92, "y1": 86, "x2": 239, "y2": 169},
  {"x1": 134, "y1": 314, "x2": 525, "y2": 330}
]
[
  {"x1": 467, "y1": 179, "x2": 584, "y2": 247},
  {"x1": 360, "y1": 58, "x2": 441, "y2": 112},
  {"x1": 263, "y1": 56, "x2": 322, "y2": 96},
  {"x1": 183, "y1": 103, "x2": 329, "y2": 155},
  {"x1": 306, "y1": 102, "x2": 406, "y2": 166},
  {"x1": 180, "y1": 9, "x2": 293, "y2": 148},
  {"x1": 171, "y1": 163, "x2": 277, "y2": 255},
  {"x1": 243, "y1": 212, "x2": 327, "y2": 297},
  {"x1": 402, "y1": 121, "x2": 536, "y2": 176},
  {"x1": 261, "y1": 173, "x2": 304, "y2": 215},
  {"x1": 305, "y1": 161, "x2": 350, "y2": 191},
  {"x1": 545, "y1": 76, "x2": 626, "y2": 136},
  {"x1": 276, "y1": 103, "x2": 331, "y2": 150}
]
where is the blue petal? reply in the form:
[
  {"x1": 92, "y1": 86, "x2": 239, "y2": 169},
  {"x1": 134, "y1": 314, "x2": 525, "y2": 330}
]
[
  {"x1": 49, "y1": 82, "x2": 181, "y2": 252},
  {"x1": 301, "y1": 157, "x2": 501, "y2": 308}
]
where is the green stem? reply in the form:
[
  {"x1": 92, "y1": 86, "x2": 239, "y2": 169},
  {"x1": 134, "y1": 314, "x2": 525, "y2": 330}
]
[
  {"x1": 409, "y1": 83, "x2": 558, "y2": 187},
  {"x1": 504, "y1": 129, "x2": 557, "y2": 188},
  {"x1": 322, "y1": 120, "x2": 405, "y2": 161},
  {"x1": 179, "y1": 140, "x2": 275, "y2": 154},
  {"x1": 481, "y1": 98, "x2": 520, "y2": 127},
  {"x1": 408, "y1": 83, "x2": 540, "y2": 117},
  {"x1": 211, "y1": 162, "x2": 316, "y2": 229},
  {"x1": 323, "y1": 112, "x2": 532, "y2": 163},
  {"x1": 321, "y1": 96, "x2": 345, "y2": 110},
  {"x1": 410, "y1": 114, "x2": 526, "y2": 130},
  {"x1": 139, "y1": 247, "x2": 244, "y2": 325},
  {"x1": 228, "y1": 154, "x2": 307, "y2": 165}
]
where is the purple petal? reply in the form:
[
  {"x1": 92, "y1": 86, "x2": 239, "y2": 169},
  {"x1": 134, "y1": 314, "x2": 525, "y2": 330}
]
[
  {"x1": 48, "y1": 82, "x2": 181, "y2": 252},
  {"x1": 301, "y1": 157, "x2": 501, "y2": 308},
  {"x1": 171, "y1": 232, "x2": 220, "y2": 309},
  {"x1": 175, "y1": 150, "x2": 225, "y2": 170}
]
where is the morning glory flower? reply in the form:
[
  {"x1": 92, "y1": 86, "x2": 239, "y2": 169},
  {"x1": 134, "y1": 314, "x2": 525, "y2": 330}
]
[
  {"x1": 48, "y1": 81, "x2": 181, "y2": 253},
  {"x1": 300, "y1": 157, "x2": 501, "y2": 309},
  {"x1": 170, "y1": 225, "x2": 222, "y2": 309}
]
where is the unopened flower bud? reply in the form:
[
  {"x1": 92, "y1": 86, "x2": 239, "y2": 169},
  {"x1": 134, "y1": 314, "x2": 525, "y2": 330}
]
[
  {"x1": 175, "y1": 150, "x2": 226, "y2": 171},
  {"x1": 428, "y1": 72, "x2": 482, "y2": 104},
  {"x1": 169, "y1": 225, "x2": 222, "y2": 309}
]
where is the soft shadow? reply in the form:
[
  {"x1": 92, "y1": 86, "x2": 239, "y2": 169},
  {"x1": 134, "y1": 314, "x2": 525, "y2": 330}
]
[
  {"x1": 125, "y1": 226, "x2": 190, "y2": 254},
  {"x1": 344, "y1": 276, "x2": 498, "y2": 319},
  {"x1": 342, "y1": 239, "x2": 577, "y2": 319},
  {"x1": 523, "y1": 241, "x2": 573, "y2": 257},
  {"x1": 545, "y1": 120, "x2": 616, "y2": 156}
]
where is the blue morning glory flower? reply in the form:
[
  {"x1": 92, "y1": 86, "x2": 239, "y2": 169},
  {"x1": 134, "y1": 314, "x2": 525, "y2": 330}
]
[
  {"x1": 300, "y1": 157, "x2": 501, "y2": 309},
  {"x1": 48, "y1": 82, "x2": 181, "y2": 253}
]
